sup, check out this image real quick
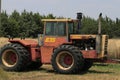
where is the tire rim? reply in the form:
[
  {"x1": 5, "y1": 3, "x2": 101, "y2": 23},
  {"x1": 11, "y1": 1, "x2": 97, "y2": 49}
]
[
  {"x1": 56, "y1": 51, "x2": 74, "y2": 70},
  {"x1": 2, "y1": 49, "x2": 18, "y2": 67}
]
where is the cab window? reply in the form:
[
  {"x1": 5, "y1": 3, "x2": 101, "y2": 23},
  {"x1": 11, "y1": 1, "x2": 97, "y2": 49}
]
[
  {"x1": 57, "y1": 22, "x2": 66, "y2": 36},
  {"x1": 68, "y1": 22, "x2": 74, "y2": 34},
  {"x1": 45, "y1": 22, "x2": 66, "y2": 36}
]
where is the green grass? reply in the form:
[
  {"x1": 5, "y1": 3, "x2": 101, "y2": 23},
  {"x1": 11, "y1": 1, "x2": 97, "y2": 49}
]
[
  {"x1": 0, "y1": 68, "x2": 9, "y2": 80},
  {"x1": 0, "y1": 63, "x2": 119, "y2": 80},
  {"x1": 92, "y1": 63, "x2": 120, "y2": 74}
]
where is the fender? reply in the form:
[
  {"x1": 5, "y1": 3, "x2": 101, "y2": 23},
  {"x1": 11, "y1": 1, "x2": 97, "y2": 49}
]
[
  {"x1": 9, "y1": 39, "x2": 38, "y2": 47},
  {"x1": 9, "y1": 39, "x2": 40, "y2": 61}
]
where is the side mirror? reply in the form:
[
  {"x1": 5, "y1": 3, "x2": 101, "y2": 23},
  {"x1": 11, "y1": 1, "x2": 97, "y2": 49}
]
[{"x1": 38, "y1": 34, "x2": 44, "y2": 46}]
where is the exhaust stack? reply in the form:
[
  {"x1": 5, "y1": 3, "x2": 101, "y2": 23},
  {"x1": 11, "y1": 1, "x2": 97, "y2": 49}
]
[
  {"x1": 76, "y1": 12, "x2": 82, "y2": 34},
  {"x1": 98, "y1": 13, "x2": 102, "y2": 35},
  {"x1": 96, "y1": 13, "x2": 102, "y2": 54}
]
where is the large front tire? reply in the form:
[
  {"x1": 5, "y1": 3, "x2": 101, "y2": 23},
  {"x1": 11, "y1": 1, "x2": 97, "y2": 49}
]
[
  {"x1": 0, "y1": 43, "x2": 31, "y2": 71},
  {"x1": 51, "y1": 45, "x2": 84, "y2": 74}
]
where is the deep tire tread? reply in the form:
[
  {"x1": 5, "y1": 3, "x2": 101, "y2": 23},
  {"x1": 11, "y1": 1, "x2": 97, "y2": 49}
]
[
  {"x1": 0, "y1": 43, "x2": 31, "y2": 71},
  {"x1": 51, "y1": 45, "x2": 84, "y2": 74}
]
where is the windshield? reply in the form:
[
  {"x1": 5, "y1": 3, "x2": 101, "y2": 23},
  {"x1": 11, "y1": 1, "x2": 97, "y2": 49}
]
[{"x1": 45, "y1": 22, "x2": 66, "y2": 36}]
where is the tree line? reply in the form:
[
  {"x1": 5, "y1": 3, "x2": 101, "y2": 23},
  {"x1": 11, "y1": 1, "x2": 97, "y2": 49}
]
[{"x1": 0, "y1": 10, "x2": 120, "y2": 38}]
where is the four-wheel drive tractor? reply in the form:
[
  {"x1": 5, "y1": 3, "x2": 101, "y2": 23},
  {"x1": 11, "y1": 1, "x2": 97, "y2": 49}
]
[{"x1": 0, "y1": 13, "x2": 108, "y2": 74}]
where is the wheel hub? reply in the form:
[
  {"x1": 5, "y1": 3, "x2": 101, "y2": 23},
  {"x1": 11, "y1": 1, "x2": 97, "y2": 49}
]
[
  {"x1": 56, "y1": 51, "x2": 74, "y2": 70},
  {"x1": 9, "y1": 53, "x2": 17, "y2": 63},
  {"x1": 2, "y1": 49, "x2": 18, "y2": 67},
  {"x1": 64, "y1": 55, "x2": 73, "y2": 65}
]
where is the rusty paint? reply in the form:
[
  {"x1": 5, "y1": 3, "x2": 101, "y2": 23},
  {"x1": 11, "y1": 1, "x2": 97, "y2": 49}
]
[
  {"x1": 30, "y1": 48, "x2": 40, "y2": 61},
  {"x1": 40, "y1": 36, "x2": 69, "y2": 63},
  {"x1": 9, "y1": 40, "x2": 38, "y2": 47},
  {"x1": 40, "y1": 46, "x2": 54, "y2": 64},
  {"x1": 81, "y1": 50, "x2": 97, "y2": 59}
]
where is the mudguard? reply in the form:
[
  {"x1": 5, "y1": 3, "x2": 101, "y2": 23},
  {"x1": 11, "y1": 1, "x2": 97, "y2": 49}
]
[{"x1": 9, "y1": 40, "x2": 38, "y2": 47}]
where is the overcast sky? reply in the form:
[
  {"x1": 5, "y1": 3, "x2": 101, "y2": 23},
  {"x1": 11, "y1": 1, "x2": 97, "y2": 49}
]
[{"x1": 1, "y1": 0, "x2": 120, "y2": 20}]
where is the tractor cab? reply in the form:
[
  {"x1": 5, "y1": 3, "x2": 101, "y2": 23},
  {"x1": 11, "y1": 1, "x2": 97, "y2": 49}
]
[
  {"x1": 42, "y1": 19, "x2": 78, "y2": 36},
  {"x1": 39, "y1": 19, "x2": 78, "y2": 47},
  {"x1": 41, "y1": 13, "x2": 82, "y2": 38}
]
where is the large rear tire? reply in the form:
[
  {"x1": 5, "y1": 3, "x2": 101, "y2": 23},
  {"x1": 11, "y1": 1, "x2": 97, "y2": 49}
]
[
  {"x1": 0, "y1": 43, "x2": 31, "y2": 71},
  {"x1": 51, "y1": 45, "x2": 84, "y2": 74}
]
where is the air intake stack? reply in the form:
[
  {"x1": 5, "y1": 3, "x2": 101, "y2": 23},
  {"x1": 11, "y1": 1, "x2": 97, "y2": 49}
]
[
  {"x1": 96, "y1": 13, "x2": 102, "y2": 54},
  {"x1": 76, "y1": 12, "x2": 82, "y2": 34}
]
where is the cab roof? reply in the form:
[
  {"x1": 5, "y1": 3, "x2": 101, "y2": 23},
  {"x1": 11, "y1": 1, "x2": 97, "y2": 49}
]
[{"x1": 42, "y1": 19, "x2": 78, "y2": 22}]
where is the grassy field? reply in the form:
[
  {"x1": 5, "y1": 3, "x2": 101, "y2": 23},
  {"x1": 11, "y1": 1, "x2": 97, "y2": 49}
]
[
  {"x1": 0, "y1": 38, "x2": 120, "y2": 80},
  {"x1": 0, "y1": 64, "x2": 120, "y2": 80}
]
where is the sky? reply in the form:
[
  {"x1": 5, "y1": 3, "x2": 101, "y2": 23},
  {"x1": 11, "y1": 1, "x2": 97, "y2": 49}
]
[{"x1": 1, "y1": 0, "x2": 120, "y2": 20}]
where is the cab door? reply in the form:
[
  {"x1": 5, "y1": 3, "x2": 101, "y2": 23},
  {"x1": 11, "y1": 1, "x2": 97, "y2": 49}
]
[{"x1": 41, "y1": 21, "x2": 68, "y2": 63}]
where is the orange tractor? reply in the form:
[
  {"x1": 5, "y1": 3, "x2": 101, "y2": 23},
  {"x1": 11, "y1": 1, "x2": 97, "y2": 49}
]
[{"x1": 0, "y1": 13, "x2": 108, "y2": 74}]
